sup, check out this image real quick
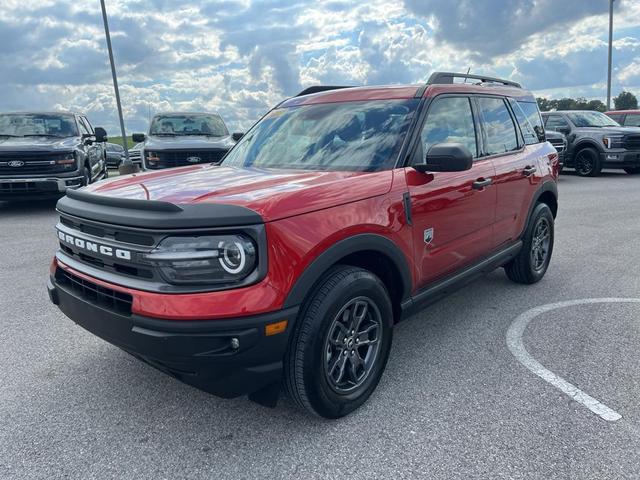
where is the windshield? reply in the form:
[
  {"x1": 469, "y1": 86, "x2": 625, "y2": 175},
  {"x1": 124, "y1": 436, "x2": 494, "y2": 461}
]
[
  {"x1": 149, "y1": 114, "x2": 228, "y2": 136},
  {"x1": 567, "y1": 111, "x2": 620, "y2": 128},
  {"x1": 222, "y1": 99, "x2": 418, "y2": 171},
  {"x1": 0, "y1": 113, "x2": 78, "y2": 137}
]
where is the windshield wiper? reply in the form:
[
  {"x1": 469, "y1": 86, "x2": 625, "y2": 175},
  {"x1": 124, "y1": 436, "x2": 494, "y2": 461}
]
[
  {"x1": 151, "y1": 132, "x2": 177, "y2": 136},
  {"x1": 0, "y1": 134, "x2": 20, "y2": 137}
]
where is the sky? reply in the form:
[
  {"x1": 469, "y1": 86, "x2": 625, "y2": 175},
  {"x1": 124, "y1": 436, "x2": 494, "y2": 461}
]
[{"x1": 1, "y1": 0, "x2": 640, "y2": 135}]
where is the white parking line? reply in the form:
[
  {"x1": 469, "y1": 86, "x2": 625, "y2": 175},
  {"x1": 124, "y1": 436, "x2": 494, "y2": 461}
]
[{"x1": 507, "y1": 298, "x2": 640, "y2": 422}]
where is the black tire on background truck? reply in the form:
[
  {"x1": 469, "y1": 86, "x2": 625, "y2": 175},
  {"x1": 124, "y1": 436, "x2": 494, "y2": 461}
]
[
  {"x1": 81, "y1": 165, "x2": 91, "y2": 186},
  {"x1": 574, "y1": 147, "x2": 602, "y2": 177},
  {"x1": 284, "y1": 266, "x2": 393, "y2": 418},
  {"x1": 505, "y1": 203, "x2": 554, "y2": 284},
  {"x1": 624, "y1": 167, "x2": 640, "y2": 174}
]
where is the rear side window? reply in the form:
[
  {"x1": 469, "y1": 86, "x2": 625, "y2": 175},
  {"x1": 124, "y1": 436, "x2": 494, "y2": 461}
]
[
  {"x1": 514, "y1": 101, "x2": 544, "y2": 144},
  {"x1": 420, "y1": 96, "x2": 478, "y2": 157},
  {"x1": 477, "y1": 97, "x2": 518, "y2": 155},
  {"x1": 624, "y1": 114, "x2": 640, "y2": 127}
]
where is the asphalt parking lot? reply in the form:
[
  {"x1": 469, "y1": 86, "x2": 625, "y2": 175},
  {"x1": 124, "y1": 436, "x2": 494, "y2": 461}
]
[{"x1": 1, "y1": 171, "x2": 639, "y2": 480}]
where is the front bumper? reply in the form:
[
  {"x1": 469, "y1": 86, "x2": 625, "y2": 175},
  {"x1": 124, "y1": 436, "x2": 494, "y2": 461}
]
[
  {"x1": 600, "y1": 150, "x2": 640, "y2": 168},
  {"x1": 0, "y1": 176, "x2": 83, "y2": 199},
  {"x1": 48, "y1": 271, "x2": 297, "y2": 399}
]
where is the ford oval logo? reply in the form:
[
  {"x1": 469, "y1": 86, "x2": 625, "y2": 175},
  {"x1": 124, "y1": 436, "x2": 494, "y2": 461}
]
[
  {"x1": 186, "y1": 156, "x2": 201, "y2": 163},
  {"x1": 8, "y1": 160, "x2": 25, "y2": 167}
]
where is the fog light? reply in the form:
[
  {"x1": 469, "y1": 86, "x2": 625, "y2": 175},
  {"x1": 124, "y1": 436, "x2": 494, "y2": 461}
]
[
  {"x1": 606, "y1": 154, "x2": 619, "y2": 160},
  {"x1": 65, "y1": 179, "x2": 82, "y2": 186}
]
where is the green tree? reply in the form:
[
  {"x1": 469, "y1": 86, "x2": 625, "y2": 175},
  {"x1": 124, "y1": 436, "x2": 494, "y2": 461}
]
[
  {"x1": 613, "y1": 91, "x2": 638, "y2": 110},
  {"x1": 586, "y1": 100, "x2": 607, "y2": 112}
]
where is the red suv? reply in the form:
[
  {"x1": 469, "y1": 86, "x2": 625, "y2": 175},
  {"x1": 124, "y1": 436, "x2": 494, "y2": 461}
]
[{"x1": 48, "y1": 72, "x2": 559, "y2": 418}]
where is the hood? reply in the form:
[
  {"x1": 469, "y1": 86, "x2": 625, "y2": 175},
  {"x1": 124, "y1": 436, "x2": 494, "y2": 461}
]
[
  {"x1": 0, "y1": 135, "x2": 79, "y2": 153},
  {"x1": 144, "y1": 134, "x2": 235, "y2": 151},
  {"x1": 576, "y1": 126, "x2": 640, "y2": 136},
  {"x1": 544, "y1": 130, "x2": 565, "y2": 140},
  {"x1": 86, "y1": 165, "x2": 393, "y2": 222}
]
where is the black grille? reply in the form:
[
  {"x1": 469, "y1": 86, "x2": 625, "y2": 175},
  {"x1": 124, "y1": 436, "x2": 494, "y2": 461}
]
[
  {"x1": 0, "y1": 152, "x2": 76, "y2": 175},
  {"x1": 56, "y1": 268, "x2": 133, "y2": 315},
  {"x1": 146, "y1": 149, "x2": 228, "y2": 170},
  {"x1": 0, "y1": 181, "x2": 58, "y2": 194},
  {"x1": 623, "y1": 135, "x2": 640, "y2": 150},
  {"x1": 548, "y1": 139, "x2": 565, "y2": 153}
]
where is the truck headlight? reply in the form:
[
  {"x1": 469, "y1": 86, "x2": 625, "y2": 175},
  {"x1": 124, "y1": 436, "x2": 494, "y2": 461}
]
[
  {"x1": 603, "y1": 135, "x2": 624, "y2": 149},
  {"x1": 56, "y1": 152, "x2": 76, "y2": 168},
  {"x1": 142, "y1": 234, "x2": 257, "y2": 285}
]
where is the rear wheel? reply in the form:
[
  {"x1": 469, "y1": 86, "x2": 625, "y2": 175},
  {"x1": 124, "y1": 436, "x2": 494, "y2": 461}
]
[
  {"x1": 574, "y1": 148, "x2": 602, "y2": 177},
  {"x1": 624, "y1": 167, "x2": 640, "y2": 174},
  {"x1": 284, "y1": 266, "x2": 393, "y2": 418},
  {"x1": 505, "y1": 203, "x2": 554, "y2": 284}
]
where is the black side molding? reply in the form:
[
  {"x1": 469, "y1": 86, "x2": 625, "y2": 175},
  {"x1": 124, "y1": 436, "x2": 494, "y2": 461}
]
[{"x1": 400, "y1": 241, "x2": 522, "y2": 320}]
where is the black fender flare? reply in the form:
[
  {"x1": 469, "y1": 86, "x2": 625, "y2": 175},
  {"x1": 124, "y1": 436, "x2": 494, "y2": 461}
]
[
  {"x1": 520, "y1": 181, "x2": 558, "y2": 238},
  {"x1": 283, "y1": 233, "x2": 413, "y2": 309},
  {"x1": 569, "y1": 138, "x2": 604, "y2": 162}
]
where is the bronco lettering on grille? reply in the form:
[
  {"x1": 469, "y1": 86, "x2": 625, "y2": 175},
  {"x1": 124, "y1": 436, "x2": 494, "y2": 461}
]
[{"x1": 58, "y1": 230, "x2": 132, "y2": 260}]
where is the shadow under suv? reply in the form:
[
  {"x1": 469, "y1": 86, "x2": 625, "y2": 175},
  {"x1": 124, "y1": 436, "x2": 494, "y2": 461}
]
[
  {"x1": 542, "y1": 110, "x2": 640, "y2": 176},
  {"x1": 49, "y1": 72, "x2": 559, "y2": 418}
]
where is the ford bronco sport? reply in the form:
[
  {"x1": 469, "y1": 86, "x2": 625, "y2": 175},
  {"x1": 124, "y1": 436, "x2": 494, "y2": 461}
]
[
  {"x1": 48, "y1": 72, "x2": 559, "y2": 418},
  {"x1": 0, "y1": 112, "x2": 108, "y2": 200}
]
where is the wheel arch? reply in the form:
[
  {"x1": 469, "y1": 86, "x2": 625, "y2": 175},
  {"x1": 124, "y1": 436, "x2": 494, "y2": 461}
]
[
  {"x1": 521, "y1": 181, "x2": 558, "y2": 239},
  {"x1": 570, "y1": 139, "x2": 603, "y2": 162},
  {"x1": 283, "y1": 234, "x2": 413, "y2": 323}
]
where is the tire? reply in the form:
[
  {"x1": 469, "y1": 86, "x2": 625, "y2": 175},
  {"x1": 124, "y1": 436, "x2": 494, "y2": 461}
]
[
  {"x1": 284, "y1": 265, "x2": 393, "y2": 418},
  {"x1": 81, "y1": 165, "x2": 91, "y2": 186},
  {"x1": 624, "y1": 167, "x2": 640, "y2": 174},
  {"x1": 574, "y1": 148, "x2": 602, "y2": 177},
  {"x1": 505, "y1": 203, "x2": 554, "y2": 284}
]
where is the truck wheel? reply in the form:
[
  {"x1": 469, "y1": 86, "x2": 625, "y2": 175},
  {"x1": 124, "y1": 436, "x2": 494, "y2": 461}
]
[
  {"x1": 284, "y1": 266, "x2": 393, "y2": 418},
  {"x1": 624, "y1": 167, "x2": 640, "y2": 174},
  {"x1": 505, "y1": 203, "x2": 554, "y2": 285},
  {"x1": 575, "y1": 148, "x2": 602, "y2": 177},
  {"x1": 81, "y1": 166, "x2": 91, "y2": 186}
]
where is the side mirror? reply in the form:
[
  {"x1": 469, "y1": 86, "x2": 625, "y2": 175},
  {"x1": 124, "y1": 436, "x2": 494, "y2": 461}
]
[
  {"x1": 556, "y1": 126, "x2": 570, "y2": 135},
  {"x1": 132, "y1": 133, "x2": 146, "y2": 143},
  {"x1": 414, "y1": 143, "x2": 473, "y2": 173},
  {"x1": 94, "y1": 127, "x2": 108, "y2": 143},
  {"x1": 232, "y1": 132, "x2": 244, "y2": 141}
]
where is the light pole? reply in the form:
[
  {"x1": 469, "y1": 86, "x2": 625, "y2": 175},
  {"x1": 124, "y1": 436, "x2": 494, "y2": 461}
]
[
  {"x1": 100, "y1": 0, "x2": 138, "y2": 174},
  {"x1": 607, "y1": 0, "x2": 615, "y2": 110}
]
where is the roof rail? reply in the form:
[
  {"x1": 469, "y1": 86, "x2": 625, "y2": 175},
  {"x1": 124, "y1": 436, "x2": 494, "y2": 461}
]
[
  {"x1": 295, "y1": 86, "x2": 353, "y2": 97},
  {"x1": 426, "y1": 72, "x2": 522, "y2": 89}
]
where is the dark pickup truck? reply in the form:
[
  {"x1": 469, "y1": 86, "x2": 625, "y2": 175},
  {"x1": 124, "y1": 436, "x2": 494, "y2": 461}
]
[
  {"x1": 0, "y1": 112, "x2": 108, "y2": 199},
  {"x1": 132, "y1": 112, "x2": 242, "y2": 170},
  {"x1": 542, "y1": 110, "x2": 640, "y2": 176}
]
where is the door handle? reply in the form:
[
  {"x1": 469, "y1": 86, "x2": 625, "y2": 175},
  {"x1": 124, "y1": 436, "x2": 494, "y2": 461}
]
[
  {"x1": 472, "y1": 177, "x2": 492, "y2": 190},
  {"x1": 523, "y1": 165, "x2": 537, "y2": 177}
]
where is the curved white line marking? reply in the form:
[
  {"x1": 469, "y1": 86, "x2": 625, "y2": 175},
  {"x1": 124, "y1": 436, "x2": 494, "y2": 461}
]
[{"x1": 507, "y1": 298, "x2": 640, "y2": 422}]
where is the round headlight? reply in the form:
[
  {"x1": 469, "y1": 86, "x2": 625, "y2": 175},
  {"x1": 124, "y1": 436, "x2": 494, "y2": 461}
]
[{"x1": 218, "y1": 240, "x2": 246, "y2": 274}]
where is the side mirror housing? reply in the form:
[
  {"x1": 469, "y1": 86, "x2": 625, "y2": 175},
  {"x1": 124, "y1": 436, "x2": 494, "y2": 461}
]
[
  {"x1": 132, "y1": 133, "x2": 146, "y2": 143},
  {"x1": 94, "y1": 127, "x2": 108, "y2": 143},
  {"x1": 415, "y1": 143, "x2": 473, "y2": 173},
  {"x1": 232, "y1": 132, "x2": 244, "y2": 141}
]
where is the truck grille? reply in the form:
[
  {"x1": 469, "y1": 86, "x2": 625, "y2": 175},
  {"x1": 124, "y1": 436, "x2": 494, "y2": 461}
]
[
  {"x1": 623, "y1": 135, "x2": 640, "y2": 150},
  {"x1": 56, "y1": 267, "x2": 133, "y2": 315},
  {"x1": 0, "y1": 152, "x2": 75, "y2": 175},
  {"x1": 548, "y1": 138, "x2": 565, "y2": 153},
  {"x1": 146, "y1": 149, "x2": 228, "y2": 170}
]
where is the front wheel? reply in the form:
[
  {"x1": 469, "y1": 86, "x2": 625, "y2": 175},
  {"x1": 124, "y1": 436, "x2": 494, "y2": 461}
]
[
  {"x1": 284, "y1": 266, "x2": 393, "y2": 418},
  {"x1": 574, "y1": 148, "x2": 602, "y2": 177},
  {"x1": 505, "y1": 203, "x2": 554, "y2": 284},
  {"x1": 80, "y1": 165, "x2": 91, "y2": 186},
  {"x1": 624, "y1": 167, "x2": 640, "y2": 175}
]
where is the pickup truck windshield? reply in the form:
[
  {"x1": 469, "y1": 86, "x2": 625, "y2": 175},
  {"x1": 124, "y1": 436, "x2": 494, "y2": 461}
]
[
  {"x1": 567, "y1": 112, "x2": 620, "y2": 128},
  {"x1": 222, "y1": 99, "x2": 419, "y2": 171},
  {"x1": 150, "y1": 114, "x2": 228, "y2": 136},
  {"x1": 0, "y1": 113, "x2": 78, "y2": 137}
]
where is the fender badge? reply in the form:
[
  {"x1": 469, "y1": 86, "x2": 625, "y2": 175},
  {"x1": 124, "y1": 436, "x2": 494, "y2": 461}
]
[{"x1": 424, "y1": 228, "x2": 434, "y2": 245}]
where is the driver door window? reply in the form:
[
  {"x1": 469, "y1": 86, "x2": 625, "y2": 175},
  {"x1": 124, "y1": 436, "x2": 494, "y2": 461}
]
[
  {"x1": 544, "y1": 115, "x2": 570, "y2": 132},
  {"x1": 420, "y1": 96, "x2": 478, "y2": 160}
]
